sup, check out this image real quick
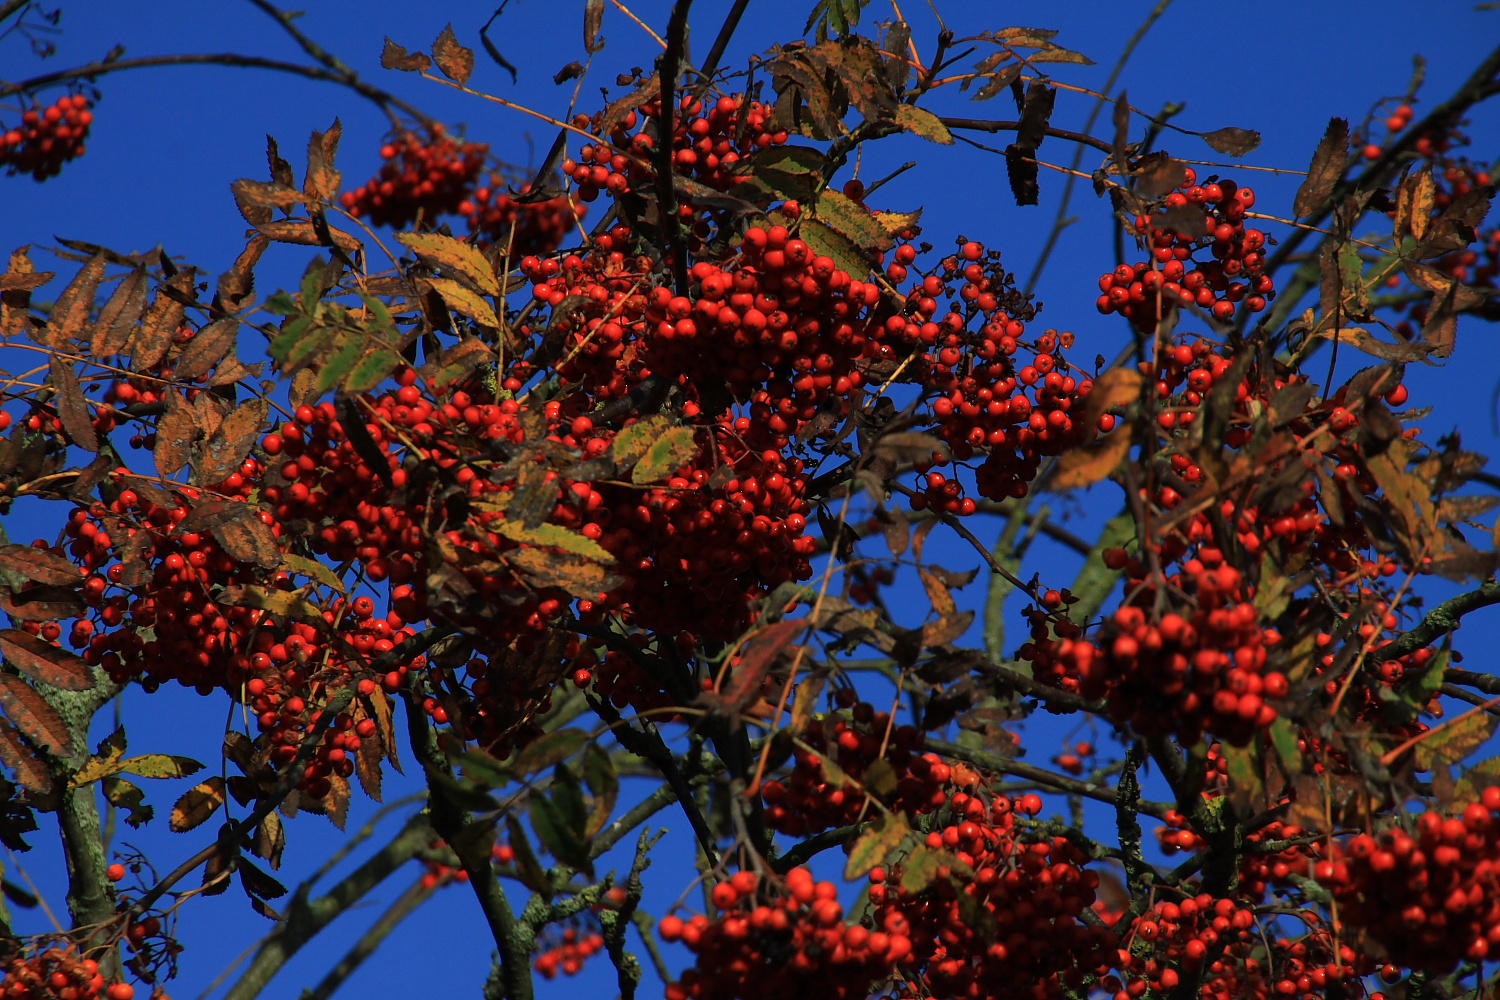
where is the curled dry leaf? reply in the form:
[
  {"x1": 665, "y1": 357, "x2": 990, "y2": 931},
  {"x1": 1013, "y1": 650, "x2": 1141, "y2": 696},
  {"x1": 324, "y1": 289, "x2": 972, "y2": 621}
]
[
  {"x1": 48, "y1": 354, "x2": 98, "y2": 452},
  {"x1": 432, "y1": 24, "x2": 474, "y2": 85},
  {"x1": 1293, "y1": 117, "x2": 1349, "y2": 219},
  {"x1": 380, "y1": 37, "x2": 431, "y2": 72},
  {"x1": 1200, "y1": 127, "x2": 1261, "y2": 157},
  {"x1": 1051, "y1": 429, "x2": 1132, "y2": 491}
]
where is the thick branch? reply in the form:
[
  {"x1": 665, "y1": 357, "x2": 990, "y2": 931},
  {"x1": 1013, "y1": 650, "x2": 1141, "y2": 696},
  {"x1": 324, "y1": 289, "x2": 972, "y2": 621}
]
[
  {"x1": 223, "y1": 810, "x2": 433, "y2": 1000},
  {"x1": 655, "y1": 0, "x2": 694, "y2": 295},
  {"x1": 400, "y1": 687, "x2": 532, "y2": 1000},
  {"x1": 300, "y1": 876, "x2": 436, "y2": 1000},
  {"x1": 1370, "y1": 579, "x2": 1500, "y2": 663}
]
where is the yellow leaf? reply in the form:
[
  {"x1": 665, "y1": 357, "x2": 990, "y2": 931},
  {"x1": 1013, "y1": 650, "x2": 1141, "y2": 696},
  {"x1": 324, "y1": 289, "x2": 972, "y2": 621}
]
[
  {"x1": 428, "y1": 277, "x2": 499, "y2": 327},
  {"x1": 396, "y1": 232, "x2": 499, "y2": 295},
  {"x1": 1051, "y1": 430, "x2": 1131, "y2": 491}
]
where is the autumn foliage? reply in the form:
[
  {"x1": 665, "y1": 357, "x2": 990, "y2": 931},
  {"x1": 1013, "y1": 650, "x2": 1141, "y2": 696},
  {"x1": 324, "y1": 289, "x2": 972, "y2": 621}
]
[{"x1": 1, "y1": 3, "x2": 1500, "y2": 1000}]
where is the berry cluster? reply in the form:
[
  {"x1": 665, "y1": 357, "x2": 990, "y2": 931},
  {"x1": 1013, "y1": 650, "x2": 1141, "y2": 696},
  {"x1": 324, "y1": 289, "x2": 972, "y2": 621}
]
[
  {"x1": 1316, "y1": 790, "x2": 1500, "y2": 970},
  {"x1": 459, "y1": 176, "x2": 583, "y2": 255},
  {"x1": 1096, "y1": 172, "x2": 1273, "y2": 330},
  {"x1": 339, "y1": 126, "x2": 487, "y2": 229},
  {"x1": 759, "y1": 702, "x2": 929, "y2": 837},
  {"x1": 874, "y1": 800, "x2": 1116, "y2": 1000},
  {"x1": 0, "y1": 945, "x2": 123, "y2": 1000},
  {"x1": 661, "y1": 867, "x2": 903, "y2": 1000},
  {"x1": 532, "y1": 925, "x2": 605, "y2": 980},
  {"x1": 0, "y1": 94, "x2": 92, "y2": 181},
  {"x1": 565, "y1": 94, "x2": 787, "y2": 204}
]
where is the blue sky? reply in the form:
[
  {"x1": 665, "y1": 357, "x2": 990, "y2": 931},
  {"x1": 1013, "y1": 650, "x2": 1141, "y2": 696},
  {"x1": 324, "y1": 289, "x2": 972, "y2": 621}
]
[{"x1": 3, "y1": 2, "x2": 1500, "y2": 998}]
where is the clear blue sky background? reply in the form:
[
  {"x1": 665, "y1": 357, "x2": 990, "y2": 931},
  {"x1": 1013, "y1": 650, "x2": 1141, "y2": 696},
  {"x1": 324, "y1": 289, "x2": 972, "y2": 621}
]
[{"x1": 3, "y1": 2, "x2": 1500, "y2": 998}]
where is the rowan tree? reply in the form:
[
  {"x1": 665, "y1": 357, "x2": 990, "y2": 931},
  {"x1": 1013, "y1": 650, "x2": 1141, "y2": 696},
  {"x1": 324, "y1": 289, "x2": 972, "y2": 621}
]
[{"x1": 2, "y1": 2, "x2": 1500, "y2": 1000}]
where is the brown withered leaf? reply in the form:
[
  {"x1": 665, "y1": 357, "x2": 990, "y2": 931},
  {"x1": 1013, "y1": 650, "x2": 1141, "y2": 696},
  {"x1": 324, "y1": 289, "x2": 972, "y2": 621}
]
[
  {"x1": 506, "y1": 548, "x2": 614, "y2": 598},
  {"x1": 92, "y1": 267, "x2": 148, "y2": 357},
  {"x1": 1004, "y1": 144, "x2": 1039, "y2": 206},
  {"x1": 872, "y1": 431, "x2": 949, "y2": 465},
  {"x1": 584, "y1": 0, "x2": 605, "y2": 52},
  {"x1": 170, "y1": 776, "x2": 226, "y2": 832},
  {"x1": 1134, "y1": 155, "x2": 1190, "y2": 198},
  {"x1": 1416, "y1": 184, "x2": 1493, "y2": 260},
  {"x1": 47, "y1": 354, "x2": 98, "y2": 452},
  {"x1": 1014, "y1": 81, "x2": 1056, "y2": 150},
  {"x1": 721, "y1": 619, "x2": 803, "y2": 714},
  {"x1": 1154, "y1": 205, "x2": 1211, "y2": 240},
  {"x1": 212, "y1": 517, "x2": 281, "y2": 569},
  {"x1": 154, "y1": 394, "x2": 200, "y2": 478},
  {"x1": 1420, "y1": 284, "x2": 1459, "y2": 359},
  {"x1": 230, "y1": 178, "x2": 309, "y2": 212},
  {"x1": 1395, "y1": 168, "x2": 1436, "y2": 241},
  {"x1": 1, "y1": 247, "x2": 41, "y2": 338},
  {"x1": 216, "y1": 234, "x2": 269, "y2": 314},
  {"x1": 0, "y1": 544, "x2": 81, "y2": 586},
  {"x1": 0, "y1": 716, "x2": 53, "y2": 797},
  {"x1": 1293, "y1": 118, "x2": 1349, "y2": 218},
  {"x1": 196, "y1": 399, "x2": 268, "y2": 486},
  {"x1": 42, "y1": 252, "x2": 107, "y2": 349},
  {"x1": 174, "y1": 317, "x2": 237, "y2": 381},
  {"x1": 255, "y1": 220, "x2": 362, "y2": 257},
  {"x1": 0, "y1": 585, "x2": 85, "y2": 622},
  {"x1": 175, "y1": 499, "x2": 252, "y2": 536},
  {"x1": 1051, "y1": 430, "x2": 1131, "y2": 491},
  {"x1": 129, "y1": 479, "x2": 180, "y2": 511},
  {"x1": 921, "y1": 611, "x2": 974, "y2": 648},
  {"x1": 132, "y1": 272, "x2": 194, "y2": 373},
  {"x1": 1316, "y1": 325, "x2": 1433, "y2": 363},
  {"x1": 0, "y1": 628, "x2": 94, "y2": 691},
  {"x1": 432, "y1": 24, "x2": 474, "y2": 85},
  {"x1": 918, "y1": 568, "x2": 956, "y2": 617},
  {"x1": 253, "y1": 810, "x2": 287, "y2": 871},
  {"x1": 304, "y1": 119, "x2": 343, "y2": 203},
  {"x1": 1200, "y1": 127, "x2": 1261, "y2": 157},
  {"x1": 380, "y1": 37, "x2": 431, "y2": 72},
  {"x1": 1436, "y1": 495, "x2": 1500, "y2": 522},
  {"x1": 1079, "y1": 367, "x2": 1141, "y2": 431},
  {"x1": 0, "y1": 674, "x2": 72, "y2": 756}
]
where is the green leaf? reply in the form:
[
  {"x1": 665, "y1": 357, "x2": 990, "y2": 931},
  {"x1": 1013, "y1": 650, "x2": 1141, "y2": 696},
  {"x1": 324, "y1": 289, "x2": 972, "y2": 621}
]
[
  {"x1": 799, "y1": 219, "x2": 870, "y2": 279},
  {"x1": 504, "y1": 815, "x2": 552, "y2": 895},
  {"x1": 611, "y1": 415, "x2": 673, "y2": 472},
  {"x1": 550, "y1": 764, "x2": 589, "y2": 840},
  {"x1": 1267, "y1": 717, "x2": 1302, "y2": 776},
  {"x1": 497, "y1": 520, "x2": 613, "y2": 563},
  {"x1": 342, "y1": 346, "x2": 404, "y2": 395},
  {"x1": 631, "y1": 426, "x2": 698, "y2": 484},
  {"x1": 281, "y1": 553, "x2": 347, "y2": 593},
  {"x1": 582, "y1": 743, "x2": 618, "y2": 838},
  {"x1": 102, "y1": 775, "x2": 153, "y2": 828},
  {"x1": 1223, "y1": 744, "x2": 1262, "y2": 819},
  {"x1": 844, "y1": 812, "x2": 911, "y2": 880},
  {"x1": 457, "y1": 746, "x2": 512, "y2": 788},
  {"x1": 813, "y1": 190, "x2": 895, "y2": 254},
  {"x1": 529, "y1": 787, "x2": 593, "y2": 875},
  {"x1": 894, "y1": 105, "x2": 953, "y2": 144},
  {"x1": 1067, "y1": 509, "x2": 1134, "y2": 624},
  {"x1": 899, "y1": 845, "x2": 971, "y2": 894},
  {"x1": 1415, "y1": 710, "x2": 1499, "y2": 771},
  {"x1": 512, "y1": 728, "x2": 588, "y2": 778},
  {"x1": 314, "y1": 329, "x2": 366, "y2": 396}
]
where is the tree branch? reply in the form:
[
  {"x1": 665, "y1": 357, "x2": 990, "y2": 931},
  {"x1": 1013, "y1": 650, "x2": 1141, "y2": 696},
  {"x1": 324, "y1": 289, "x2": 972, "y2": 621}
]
[
  {"x1": 0, "y1": 53, "x2": 432, "y2": 124},
  {"x1": 1370, "y1": 579, "x2": 1500, "y2": 663},
  {"x1": 939, "y1": 117, "x2": 1114, "y2": 155},
  {"x1": 297, "y1": 875, "x2": 436, "y2": 1000},
  {"x1": 925, "y1": 737, "x2": 1172, "y2": 819}
]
